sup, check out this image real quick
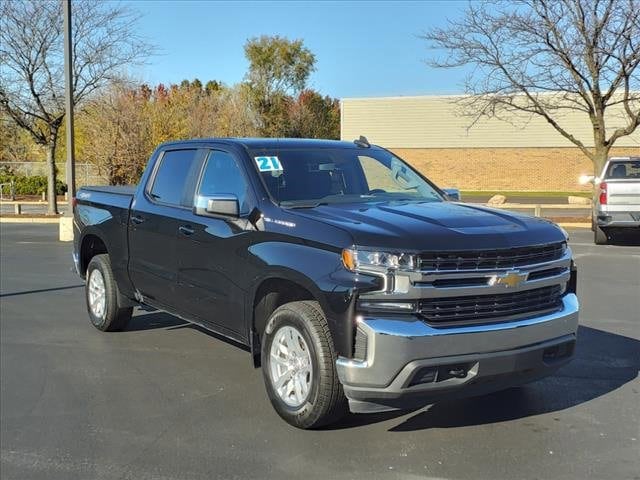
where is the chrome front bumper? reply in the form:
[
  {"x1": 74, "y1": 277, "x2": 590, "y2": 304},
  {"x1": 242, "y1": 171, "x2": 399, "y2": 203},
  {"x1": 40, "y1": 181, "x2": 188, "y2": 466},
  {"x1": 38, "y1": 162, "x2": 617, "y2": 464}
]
[
  {"x1": 72, "y1": 252, "x2": 82, "y2": 276},
  {"x1": 336, "y1": 294, "x2": 579, "y2": 413}
]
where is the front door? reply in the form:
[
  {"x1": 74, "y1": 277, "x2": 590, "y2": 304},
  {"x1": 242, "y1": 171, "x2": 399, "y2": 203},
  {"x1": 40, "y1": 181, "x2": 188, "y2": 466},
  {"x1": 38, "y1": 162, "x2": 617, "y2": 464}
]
[{"x1": 174, "y1": 148, "x2": 257, "y2": 337}]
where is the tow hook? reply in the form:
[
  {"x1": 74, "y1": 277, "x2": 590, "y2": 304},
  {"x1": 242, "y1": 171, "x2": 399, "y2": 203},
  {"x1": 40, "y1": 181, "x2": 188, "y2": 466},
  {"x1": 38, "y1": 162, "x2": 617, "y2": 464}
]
[{"x1": 448, "y1": 367, "x2": 468, "y2": 378}]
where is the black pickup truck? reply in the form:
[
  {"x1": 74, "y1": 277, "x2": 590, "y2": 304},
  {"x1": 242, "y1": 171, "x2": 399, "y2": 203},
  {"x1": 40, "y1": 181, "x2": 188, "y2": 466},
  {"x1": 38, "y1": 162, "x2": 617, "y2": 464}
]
[{"x1": 73, "y1": 137, "x2": 579, "y2": 428}]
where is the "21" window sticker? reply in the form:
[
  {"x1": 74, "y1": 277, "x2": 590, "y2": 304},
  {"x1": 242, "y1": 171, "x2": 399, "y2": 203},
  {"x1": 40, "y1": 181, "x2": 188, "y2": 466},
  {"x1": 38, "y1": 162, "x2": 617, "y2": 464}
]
[{"x1": 254, "y1": 156, "x2": 283, "y2": 172}]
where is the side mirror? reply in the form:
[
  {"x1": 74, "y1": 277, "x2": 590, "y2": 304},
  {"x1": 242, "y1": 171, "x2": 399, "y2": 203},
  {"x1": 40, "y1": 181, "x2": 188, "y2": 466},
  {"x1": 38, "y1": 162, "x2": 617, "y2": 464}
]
[
  {"x1": 442, "y1": 188, "x2": 461, "y2": 202},
  {"x1": 194, "y1": 194, "x2": 239, "y2": 218}
]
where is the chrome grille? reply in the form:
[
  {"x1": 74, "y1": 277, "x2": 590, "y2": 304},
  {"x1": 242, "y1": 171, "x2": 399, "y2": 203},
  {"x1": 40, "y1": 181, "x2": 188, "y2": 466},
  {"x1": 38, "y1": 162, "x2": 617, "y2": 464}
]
[
  {"x1": 353, "y1": 325, "x2": 368, "y2": 360},
  {"x1": 418, "y1": 285, "x2": 563, "y2": 326},
  {"x1": 418, "y1": 242, "x2": 566, "y2": 272}
]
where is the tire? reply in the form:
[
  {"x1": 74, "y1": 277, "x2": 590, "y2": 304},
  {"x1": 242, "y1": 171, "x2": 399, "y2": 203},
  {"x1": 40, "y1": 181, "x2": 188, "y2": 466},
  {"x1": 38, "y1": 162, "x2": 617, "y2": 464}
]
[
  {"x1": 261, "y1": 300, "x2": 348, "y2": 429},
  {"x1": 594, "y1": 225, "x2": 608, "y2": 245},
  {"x1": 85, "y1": 254, "x2": 133, "y2": 331}
]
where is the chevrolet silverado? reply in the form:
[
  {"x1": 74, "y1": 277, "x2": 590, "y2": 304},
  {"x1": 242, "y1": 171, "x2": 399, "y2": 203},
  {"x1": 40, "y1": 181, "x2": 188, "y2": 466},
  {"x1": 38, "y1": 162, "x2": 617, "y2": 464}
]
[{"x1": 73, "y1": 138, "x2": 579, "y2": 428}]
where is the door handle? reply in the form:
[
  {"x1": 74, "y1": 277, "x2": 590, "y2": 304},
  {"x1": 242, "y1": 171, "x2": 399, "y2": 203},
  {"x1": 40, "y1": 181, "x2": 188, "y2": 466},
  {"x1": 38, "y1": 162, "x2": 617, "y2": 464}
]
[
  {"x1": 131, "y1": 215, "x2": 145, "y2": 225},
  {"x1": 179, "y1": 225, "x2": 195, "y2": 236}
]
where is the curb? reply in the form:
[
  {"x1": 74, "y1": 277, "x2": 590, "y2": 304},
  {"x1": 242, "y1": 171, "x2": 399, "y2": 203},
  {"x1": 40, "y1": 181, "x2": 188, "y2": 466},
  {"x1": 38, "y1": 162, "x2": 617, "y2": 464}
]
[
  {"x1": 556, "y1": 222, "x2": 591, "y2": 228},
  {"x1": 0, "y1": 217, "x2": 61, "y2": 224}
]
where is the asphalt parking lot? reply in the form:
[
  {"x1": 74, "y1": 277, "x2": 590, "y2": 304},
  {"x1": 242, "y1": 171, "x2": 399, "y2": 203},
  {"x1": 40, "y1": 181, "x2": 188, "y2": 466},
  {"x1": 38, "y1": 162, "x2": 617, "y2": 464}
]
[{"x1": 1, "y1": 224, "x2": 638, "y2": 480}]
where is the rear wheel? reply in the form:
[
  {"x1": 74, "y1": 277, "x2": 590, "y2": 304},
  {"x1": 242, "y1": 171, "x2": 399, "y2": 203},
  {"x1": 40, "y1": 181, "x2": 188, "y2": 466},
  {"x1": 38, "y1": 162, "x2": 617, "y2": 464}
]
[
  {"x1": 86, "y1": 254, "x2": 133, "y2": 331},
  {"x1": 261, "y1": 301, "x2": 347, "y2": 429},
  {"x1": 594, "y1": 225, "x2": 608, "y2": 245}
]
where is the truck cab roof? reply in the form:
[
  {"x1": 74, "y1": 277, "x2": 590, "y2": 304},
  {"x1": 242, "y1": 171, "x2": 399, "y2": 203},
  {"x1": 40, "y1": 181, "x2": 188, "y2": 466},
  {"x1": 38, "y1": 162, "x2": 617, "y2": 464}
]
[{"x1": 158, "y1": 138, "x2": 373, "y2": 151}]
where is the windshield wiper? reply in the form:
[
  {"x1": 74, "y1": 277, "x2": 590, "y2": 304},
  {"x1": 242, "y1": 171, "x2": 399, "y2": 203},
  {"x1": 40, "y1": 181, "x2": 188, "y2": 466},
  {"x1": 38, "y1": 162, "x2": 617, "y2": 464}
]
[
  {"x1": 281, "y1": 201, "x2": 328, "y2": 209},
  {"x1": 280, "y1": 194, "x2": 353, "y2": 209}
]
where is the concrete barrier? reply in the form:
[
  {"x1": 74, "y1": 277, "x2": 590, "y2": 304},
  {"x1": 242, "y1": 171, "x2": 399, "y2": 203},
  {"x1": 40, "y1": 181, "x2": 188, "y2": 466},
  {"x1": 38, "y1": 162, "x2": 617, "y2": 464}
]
[
  {"x1": 0, "y1": 200, "x2": 69, "y2": 215},
  {"x1": 473, "y1": 202, "x2": 590, "y2": 217},
  {"x1": 568, "y1": 196, "x2": 592, "y2": 205},
  {"x1": 487, "y1": 194, "x2": 507, "y2": 205}
]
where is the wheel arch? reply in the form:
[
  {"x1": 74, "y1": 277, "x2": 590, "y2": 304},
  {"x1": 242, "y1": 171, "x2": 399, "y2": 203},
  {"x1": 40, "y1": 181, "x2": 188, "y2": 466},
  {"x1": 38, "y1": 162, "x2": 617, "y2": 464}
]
[
  {"x1": 78, "y1": 228, "x2": 136, "y2": 307},
  {"x1": 249, "y1": 272, "x2": 323, "y2": 368},
  {"x1": 79, "y1": 231, "x2": 110, "y2": 276}
]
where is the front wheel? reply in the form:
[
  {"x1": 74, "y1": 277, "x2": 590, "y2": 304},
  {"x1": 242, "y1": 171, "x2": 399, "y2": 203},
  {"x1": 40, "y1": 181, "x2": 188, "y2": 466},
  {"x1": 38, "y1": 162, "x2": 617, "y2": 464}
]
[
  {"x1": 85, "y1": 254, "x2": 133, "y2": 331},
  {"x1": 261, "y1": 301, "x2": 347, "y2": 429}
]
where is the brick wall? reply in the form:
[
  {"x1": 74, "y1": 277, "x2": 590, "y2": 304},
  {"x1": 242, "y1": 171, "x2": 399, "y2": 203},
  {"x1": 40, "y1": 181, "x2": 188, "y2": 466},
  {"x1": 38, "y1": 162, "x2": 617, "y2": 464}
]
[{"x1": 391, "y1": 147, "x2": 640, "y2": 192}]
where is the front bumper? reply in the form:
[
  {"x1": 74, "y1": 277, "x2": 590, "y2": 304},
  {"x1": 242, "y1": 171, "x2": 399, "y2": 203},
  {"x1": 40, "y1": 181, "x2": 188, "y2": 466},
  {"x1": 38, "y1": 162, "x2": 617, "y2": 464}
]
[
  {"x1": 336, "y1": 294, "x2": 579, "y2": 413},
  {"x1": 72, "y1": 251, "x2": 81, "y2": 276}
]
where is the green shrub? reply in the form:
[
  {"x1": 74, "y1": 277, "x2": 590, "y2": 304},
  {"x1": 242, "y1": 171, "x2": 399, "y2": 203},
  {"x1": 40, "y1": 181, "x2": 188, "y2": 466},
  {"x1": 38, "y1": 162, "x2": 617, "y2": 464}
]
[{"x1": 0, "y1": 169, "x2": 67, "y2": 196}]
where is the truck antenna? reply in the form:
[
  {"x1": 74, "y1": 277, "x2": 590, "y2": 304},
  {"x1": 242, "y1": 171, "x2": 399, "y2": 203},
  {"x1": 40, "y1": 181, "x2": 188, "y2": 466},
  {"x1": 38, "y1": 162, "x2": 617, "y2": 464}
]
[{"x1": 354, "y1": 135, "x2": 370, "y2": 148}]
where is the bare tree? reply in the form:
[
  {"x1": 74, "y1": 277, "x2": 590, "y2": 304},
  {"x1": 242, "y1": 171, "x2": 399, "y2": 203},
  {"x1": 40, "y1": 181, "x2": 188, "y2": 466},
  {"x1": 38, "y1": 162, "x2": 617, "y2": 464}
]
[
  {"x1": 0, "y1": 0, "x2": 152, "y2": 214},
  {"x1": 423, "y1": 0, "x2": 640, "y2": 174}
]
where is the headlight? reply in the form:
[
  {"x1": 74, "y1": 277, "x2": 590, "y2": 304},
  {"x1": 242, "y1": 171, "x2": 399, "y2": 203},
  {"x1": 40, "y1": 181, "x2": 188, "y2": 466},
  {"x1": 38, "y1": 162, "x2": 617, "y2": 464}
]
[{"x1": 341, "y1": 248, "x2": 416, "y2": 272}]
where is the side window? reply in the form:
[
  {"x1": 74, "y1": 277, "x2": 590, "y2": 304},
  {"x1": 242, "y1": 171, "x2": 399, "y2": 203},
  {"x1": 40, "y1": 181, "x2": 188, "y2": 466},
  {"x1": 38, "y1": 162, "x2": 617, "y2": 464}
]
[
  {"x1": 359, "y1": 155, "x2": 407, "y2": 193},
  {"x1": 358, "y1": 155, "x2": 441, "y2": 199},
  {"x1": 199, "y1": 150, "x2": 250, "y2": 214},
  {"x1": 149, "y1": 149, "x2": 200, "y2": 207}
]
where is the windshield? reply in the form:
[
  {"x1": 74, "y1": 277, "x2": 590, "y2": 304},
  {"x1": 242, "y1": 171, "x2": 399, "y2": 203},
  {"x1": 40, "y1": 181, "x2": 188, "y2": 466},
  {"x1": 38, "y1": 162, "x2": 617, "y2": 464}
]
[
  {"x1": 605, "y1": 160, "x2": 640, "y2": 179},
  {"x1": 249, "y1": 147, "x2": 443, "y2": 207}
]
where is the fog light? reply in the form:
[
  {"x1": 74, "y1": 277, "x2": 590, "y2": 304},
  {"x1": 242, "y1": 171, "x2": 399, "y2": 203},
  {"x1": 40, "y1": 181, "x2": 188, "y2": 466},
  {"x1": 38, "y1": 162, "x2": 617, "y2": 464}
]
[{"x1": 409, "y1": 367, "x2": 438, "y2": 386}]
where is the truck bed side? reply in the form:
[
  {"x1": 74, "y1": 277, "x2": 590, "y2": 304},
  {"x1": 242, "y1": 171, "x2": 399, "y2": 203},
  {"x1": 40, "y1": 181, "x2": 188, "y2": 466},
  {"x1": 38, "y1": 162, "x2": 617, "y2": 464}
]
[{"x1": 73, "y1": 185, "x2": 137, "y2": 299}]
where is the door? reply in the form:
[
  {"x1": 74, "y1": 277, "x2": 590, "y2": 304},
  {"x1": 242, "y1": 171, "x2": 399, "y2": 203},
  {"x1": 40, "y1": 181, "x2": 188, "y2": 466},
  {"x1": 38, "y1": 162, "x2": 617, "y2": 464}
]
[
  {"x1": 128, "y1": 148, "x2": 204, "y2": 309},
  {"x1": 175, "y1": 148, "x2": 256, "y2": 336}
]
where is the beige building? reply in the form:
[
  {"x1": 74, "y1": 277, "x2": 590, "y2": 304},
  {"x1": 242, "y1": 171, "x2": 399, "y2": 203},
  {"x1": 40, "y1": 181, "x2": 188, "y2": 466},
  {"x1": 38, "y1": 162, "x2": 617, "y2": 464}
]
[{"x1": 340, "y1": 95, "x2": 640, "y2": 192}]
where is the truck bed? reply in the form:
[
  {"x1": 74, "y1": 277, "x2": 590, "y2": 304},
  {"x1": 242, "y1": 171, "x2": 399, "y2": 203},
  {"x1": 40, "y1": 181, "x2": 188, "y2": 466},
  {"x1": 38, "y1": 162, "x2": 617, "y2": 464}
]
[
  {"x1": 77, "y1": 185, "x2": 136, "y2": 211},
  {"x1": 74, "y1": 185, "x2": 137, "y2": 285}
]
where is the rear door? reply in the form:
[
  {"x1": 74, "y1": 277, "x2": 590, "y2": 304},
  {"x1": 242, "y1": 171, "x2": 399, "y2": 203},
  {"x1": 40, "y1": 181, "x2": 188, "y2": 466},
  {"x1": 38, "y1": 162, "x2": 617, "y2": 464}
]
[
  {"x1": 174, "y1": 147, "x2": 257, "y2": 337},
  {"x1": 128, "y1": 148, "x2": 205, "y2": 309}
]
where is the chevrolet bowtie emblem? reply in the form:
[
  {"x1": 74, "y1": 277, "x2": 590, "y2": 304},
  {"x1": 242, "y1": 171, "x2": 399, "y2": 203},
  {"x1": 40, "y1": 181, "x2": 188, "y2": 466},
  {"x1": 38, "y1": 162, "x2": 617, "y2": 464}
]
[{"x1": 488, "y1": 270, "x2": 528, "y2": 288}]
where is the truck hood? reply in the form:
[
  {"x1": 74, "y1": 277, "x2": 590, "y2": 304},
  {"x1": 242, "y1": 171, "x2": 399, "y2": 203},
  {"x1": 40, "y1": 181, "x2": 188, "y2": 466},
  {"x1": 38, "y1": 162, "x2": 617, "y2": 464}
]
[{"x1": 288, "y1": 201, "x2": 566, "y2": 251}]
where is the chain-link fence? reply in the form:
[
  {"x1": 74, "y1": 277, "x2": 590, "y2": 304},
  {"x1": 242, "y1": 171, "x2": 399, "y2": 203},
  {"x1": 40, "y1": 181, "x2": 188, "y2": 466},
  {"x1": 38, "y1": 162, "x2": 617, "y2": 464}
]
[{"x1": 0, "y1": 161, "x2": 108, "y2": 188}]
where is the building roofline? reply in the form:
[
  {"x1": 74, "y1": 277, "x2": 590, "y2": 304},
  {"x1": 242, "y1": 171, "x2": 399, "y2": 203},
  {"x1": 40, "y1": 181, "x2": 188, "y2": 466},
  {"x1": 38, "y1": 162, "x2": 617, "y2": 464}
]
[
  {"x1": 340, "y1": 90, "x2": 640, "y2": 102},
  {"x1": 340, "y1": 94, "x2": 468, "y2": 102}
]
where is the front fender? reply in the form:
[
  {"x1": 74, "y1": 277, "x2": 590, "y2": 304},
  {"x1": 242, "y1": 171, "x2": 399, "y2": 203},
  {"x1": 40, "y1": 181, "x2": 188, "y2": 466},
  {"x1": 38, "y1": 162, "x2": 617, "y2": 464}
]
[{"x1": 246, "y1": 241, "x2": 380, "y2": 357}]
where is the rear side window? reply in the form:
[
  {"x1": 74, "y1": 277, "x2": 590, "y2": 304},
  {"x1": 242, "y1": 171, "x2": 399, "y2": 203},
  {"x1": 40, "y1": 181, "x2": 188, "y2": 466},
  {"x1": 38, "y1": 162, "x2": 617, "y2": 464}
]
[{"x1": 149, "y1": 149, "x2": 200, "y2": 206}]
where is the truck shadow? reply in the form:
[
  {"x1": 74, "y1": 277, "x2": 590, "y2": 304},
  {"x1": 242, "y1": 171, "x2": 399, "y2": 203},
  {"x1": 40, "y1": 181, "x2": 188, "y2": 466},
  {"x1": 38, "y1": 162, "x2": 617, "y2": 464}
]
[
  {"x1": 121, "y1": 313, "x2": 638, "y2": 433},
  {"x1": 332, "y1": 326, "x2": 640, "y2": 431},
  {"x1": 125, "y1": 310, "x2": 251, "y2": 352},
  {"x1": 123, "y1": 310, "x2": 186, "y2": 331}
]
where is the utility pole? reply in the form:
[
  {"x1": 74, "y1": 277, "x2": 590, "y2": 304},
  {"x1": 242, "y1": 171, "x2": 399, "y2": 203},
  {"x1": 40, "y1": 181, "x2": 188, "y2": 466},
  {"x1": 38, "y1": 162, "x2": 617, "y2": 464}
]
[
  {"x1": 63, "y1": 0, "x2": 75, "y2": 200},
  {"x1": 60, "y1": 0, "x2": 75, "y2": 241}
]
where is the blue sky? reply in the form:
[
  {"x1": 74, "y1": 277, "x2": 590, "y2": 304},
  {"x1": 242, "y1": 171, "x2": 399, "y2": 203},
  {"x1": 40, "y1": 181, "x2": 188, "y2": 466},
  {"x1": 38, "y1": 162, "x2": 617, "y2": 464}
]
[{"x1": 126, "y1": 0, "x2": 469, "y2": 98}]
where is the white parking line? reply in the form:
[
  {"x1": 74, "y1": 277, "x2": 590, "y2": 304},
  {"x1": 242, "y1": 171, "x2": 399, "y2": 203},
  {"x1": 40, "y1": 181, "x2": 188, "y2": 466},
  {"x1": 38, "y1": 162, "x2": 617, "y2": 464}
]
[
  {"x1": 570, "y1": 242, "x2": 640, "y2": 248},
  {"x1": 572, "y1": 252, "x2": 640, "y2": 260}
]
